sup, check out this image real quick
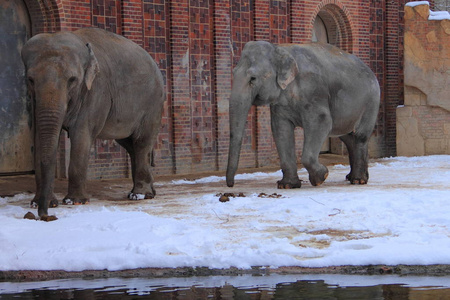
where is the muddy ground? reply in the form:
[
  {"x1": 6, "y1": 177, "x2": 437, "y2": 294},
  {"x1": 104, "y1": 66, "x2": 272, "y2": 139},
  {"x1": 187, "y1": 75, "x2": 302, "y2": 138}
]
[{"x1": 1, "y1": 154, "x2": 450, "y2": 281}]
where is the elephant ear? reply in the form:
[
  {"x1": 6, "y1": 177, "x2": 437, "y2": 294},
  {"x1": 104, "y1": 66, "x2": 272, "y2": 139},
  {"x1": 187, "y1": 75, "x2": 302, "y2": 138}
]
[
  {"x1": 275, "y1": 46, "x2": 299, "y2": 90},
  {"x1": 84, "y1": 43, "x2": 99, "y2": 91}
]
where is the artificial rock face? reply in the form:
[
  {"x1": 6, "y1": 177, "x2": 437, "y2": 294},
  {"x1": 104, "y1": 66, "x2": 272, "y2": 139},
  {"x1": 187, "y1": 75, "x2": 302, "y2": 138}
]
[{"x1": 397, "y1": 3, "x2": 450, "y2": 156}]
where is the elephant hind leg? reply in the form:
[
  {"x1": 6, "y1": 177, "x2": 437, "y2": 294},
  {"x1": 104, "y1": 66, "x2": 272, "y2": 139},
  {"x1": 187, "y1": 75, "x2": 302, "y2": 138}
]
[
  {"x1": 339, "y1": 134, "x2": 355, "y2": 181},
  {"x1": 116, "y1": 137, "x2": 149, "y2": 200},
  {"x1": 340, "y1": 132, "x2": 369, "y2": 184},
  {"x1": 341, "y1": 91, "x2": 379, "y2": 184},
  {"x1": 116, "y1": 137, "x2": 136, "y2": 182},
  {"x1": 130, "y1": 144, "x2": 156, "y2": 199},
  {"x1": 118, "y1": 132, "x2": 157, "y2": 200}
]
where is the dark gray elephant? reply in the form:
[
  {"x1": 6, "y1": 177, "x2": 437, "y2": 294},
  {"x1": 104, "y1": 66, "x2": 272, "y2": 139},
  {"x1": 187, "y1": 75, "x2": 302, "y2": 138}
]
[
  {"x1": 21, "y1": 28, "x2": 165, "y2": 220},
  {"x1": 226, "y1": 41, "x2": 380, "y2": 189}
]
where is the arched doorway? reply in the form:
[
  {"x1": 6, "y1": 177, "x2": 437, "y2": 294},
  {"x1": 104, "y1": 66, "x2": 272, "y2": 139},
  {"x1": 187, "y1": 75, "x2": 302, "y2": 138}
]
[
  {"x1": 312, "y1": 15, "x2": 329, "y2": 44},
  {"x1": 0, "y1": 0, "x2": 33, "y2": 174},
  {"x1": 312, "y1": 3, "x2": 353, "y2": 52}
]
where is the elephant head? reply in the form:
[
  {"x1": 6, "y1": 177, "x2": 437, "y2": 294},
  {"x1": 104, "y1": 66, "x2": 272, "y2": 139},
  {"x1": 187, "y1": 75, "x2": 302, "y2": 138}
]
[
  {"x1": 226, "y1": 41, "x2": 298, "y2": 187},
  {"x1": 21, "y1": 32, "x2": 99, "y2": 217}
]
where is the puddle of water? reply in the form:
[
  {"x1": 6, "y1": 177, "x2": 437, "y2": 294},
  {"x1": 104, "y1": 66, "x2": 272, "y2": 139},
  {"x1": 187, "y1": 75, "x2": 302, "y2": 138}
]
[{"x1": 1, "y1": 274, "x2": 449, "y2": 299}]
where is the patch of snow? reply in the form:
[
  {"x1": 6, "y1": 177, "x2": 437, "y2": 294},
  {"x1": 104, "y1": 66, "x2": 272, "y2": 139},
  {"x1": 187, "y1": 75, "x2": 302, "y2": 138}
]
[
  {"x1": 0, "y1": 155, "x2": 449, "y2": 272},
  {"x1": 429, "y1": 10, "x2": 450, "y2": 20},
  {"x1": 171, "y1": 170, "x2": 287, "y2": 185},
  {"x1": 405, "y1": 1, "x2": 450, "y2": 20},
  {"x1": 0, "y1": 193, "x2": 31, "y2": 205},
  {"x1": 405, "y1": 1, "x2": 429, "y2": 7}
]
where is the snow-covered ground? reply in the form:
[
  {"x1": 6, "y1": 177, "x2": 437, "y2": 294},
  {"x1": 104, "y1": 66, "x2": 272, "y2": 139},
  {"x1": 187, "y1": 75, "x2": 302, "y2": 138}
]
[{"x1": 0, "y1": 155, "x2": 449, "y2": 272}]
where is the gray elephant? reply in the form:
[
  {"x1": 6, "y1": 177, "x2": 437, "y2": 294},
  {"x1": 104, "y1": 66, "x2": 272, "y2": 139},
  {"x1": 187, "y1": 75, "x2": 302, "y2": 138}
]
[
  {"x1": 21, "y1": 28, "x2": 165, "y2": 220},
  {"x1": 226, "y1": 41, "x2": 380, "y2": 189}
]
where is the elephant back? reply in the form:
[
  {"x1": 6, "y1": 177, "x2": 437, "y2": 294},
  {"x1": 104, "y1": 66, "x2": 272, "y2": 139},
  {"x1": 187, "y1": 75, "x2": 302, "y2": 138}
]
[{"x1": 74, "y1": 28, "x2": 161, "y2": 83}]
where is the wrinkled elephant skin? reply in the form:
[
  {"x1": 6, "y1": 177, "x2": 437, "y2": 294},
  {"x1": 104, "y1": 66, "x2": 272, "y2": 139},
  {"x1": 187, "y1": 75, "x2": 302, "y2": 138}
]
[
  {"x1": 226, "y1": 41, "x2": 380, "y2": 189},
  {"x1": 22, "y1": 28, "x2": 165, "y2": 219}
]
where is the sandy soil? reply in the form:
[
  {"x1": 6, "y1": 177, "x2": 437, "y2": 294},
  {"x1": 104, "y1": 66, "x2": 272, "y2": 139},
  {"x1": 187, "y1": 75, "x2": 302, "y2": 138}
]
[{"x1": 0, "y1": 154, "x2": 348, "y2": 208}]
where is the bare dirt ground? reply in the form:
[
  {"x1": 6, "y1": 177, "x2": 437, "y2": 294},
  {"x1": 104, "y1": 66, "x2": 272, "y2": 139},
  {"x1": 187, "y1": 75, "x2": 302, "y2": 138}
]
[
  {"x1": 1, "y1": 154, "x2": 450, "y2": 281},
  {"x1": 0, "y1": 154, "x2": 348, "y2": 208}
]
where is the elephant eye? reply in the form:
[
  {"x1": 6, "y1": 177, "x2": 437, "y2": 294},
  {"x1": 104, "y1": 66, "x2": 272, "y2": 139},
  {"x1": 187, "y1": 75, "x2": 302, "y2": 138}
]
[
  {"x1": 68, "y1": 76, "x2": 77, "y2": 87},
  {"x1": 249, "y1": 76, "x2": 257, "y2": 86}
]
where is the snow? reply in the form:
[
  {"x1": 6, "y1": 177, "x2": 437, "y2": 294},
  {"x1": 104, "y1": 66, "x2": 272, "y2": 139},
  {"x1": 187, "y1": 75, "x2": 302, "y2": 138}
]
[
  {"x1": 0, "y1": 155, "x2": 449, "y2": 272},
  {"x1": 406, "y1": 1, "x2": 430, "y2": 7},
  {"x1": 405, "y1": 1, "x2": 450, "y2": 20},
  {"x1": 429, "y1": 10, "x2": 450, "y2": 20}
]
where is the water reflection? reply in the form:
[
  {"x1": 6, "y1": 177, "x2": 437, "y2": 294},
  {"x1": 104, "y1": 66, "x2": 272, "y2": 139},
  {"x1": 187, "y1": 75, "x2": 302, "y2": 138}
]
[{"x1": 1, "y1": 274, "x2": 449, "y2": 299}]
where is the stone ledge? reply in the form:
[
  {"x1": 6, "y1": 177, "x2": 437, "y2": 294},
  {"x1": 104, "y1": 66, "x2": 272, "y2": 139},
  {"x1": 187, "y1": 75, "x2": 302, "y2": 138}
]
[{"x1": 2, "y1": 264, "x2": 450, "y2": 281}]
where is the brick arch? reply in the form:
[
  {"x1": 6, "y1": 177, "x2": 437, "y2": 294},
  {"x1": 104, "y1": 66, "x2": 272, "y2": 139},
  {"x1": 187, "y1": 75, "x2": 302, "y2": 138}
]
[
  {"x1": 310, "y1": 1, "x2": 354, "y2": 53},
  {"x1": 23, "y1": 0, "x2": 61, "y2": 34}
]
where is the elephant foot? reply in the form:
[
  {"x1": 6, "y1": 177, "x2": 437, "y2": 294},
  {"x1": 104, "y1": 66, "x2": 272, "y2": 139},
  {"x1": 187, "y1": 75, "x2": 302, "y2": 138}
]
[
  {"x1": 351, "y1": 179, "x2": 367, "y2": 185},
  {"x1": 277, "y1": 178, "x2": 302, "y2": 189},
  {"x1": 309, "y1": 166, "x2": 329, "y2": 186},
  {"x1": 128, "y1": 193, "x2": 145, "y2": 200},
  {"x1": 346, "y1": 172, "x2": 368, "y2": 185},
  {"x1": 128, "y1": 192, "x2": 155, "y2": 200},
  {"x1": 62, "y1": 197, "x2": 90, "y2": 205},
  {"x1": 50, "y1": 199, "x2": 59, "y2": 207},
  {"x1": 30, "y1": 197, "x2": 59, "y2": 208}
]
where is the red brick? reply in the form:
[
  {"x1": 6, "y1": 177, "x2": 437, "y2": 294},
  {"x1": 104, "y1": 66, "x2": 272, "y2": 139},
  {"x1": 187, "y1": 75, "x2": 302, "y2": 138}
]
[{"x1": 23, "y1": 0, "x2": 411, "y2": 179}]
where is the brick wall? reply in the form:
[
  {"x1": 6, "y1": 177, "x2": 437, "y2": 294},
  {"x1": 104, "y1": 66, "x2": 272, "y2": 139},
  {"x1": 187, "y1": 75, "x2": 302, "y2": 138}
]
[{"x1": 21, "y1": 0, "x2": 415, "y2": 179}]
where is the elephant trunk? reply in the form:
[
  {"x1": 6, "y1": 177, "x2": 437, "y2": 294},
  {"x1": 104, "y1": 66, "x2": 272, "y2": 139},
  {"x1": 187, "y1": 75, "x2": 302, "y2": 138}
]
[
  {"x1": 226, "y1": 88, "x2": 253, "y2": 187},
  {"x1": 34, "y1": 90, "x2": 66, "y2": 217},
  {"x1": 36, "y1": 108, "x2": 64, "y2": 164}
]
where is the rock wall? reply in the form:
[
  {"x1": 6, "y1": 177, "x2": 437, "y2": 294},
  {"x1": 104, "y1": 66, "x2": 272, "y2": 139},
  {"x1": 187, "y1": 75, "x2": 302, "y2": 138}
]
[{"x1": 397, "y1": 2, "x2": 450, "y2": 156}]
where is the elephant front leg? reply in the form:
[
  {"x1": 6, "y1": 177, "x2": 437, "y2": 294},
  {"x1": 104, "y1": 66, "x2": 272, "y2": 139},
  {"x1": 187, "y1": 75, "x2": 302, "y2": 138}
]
[
  {"x1": 32, "y1": 134, "x2": 59, "y2": 209},
  {"x1": 302, "y1": 120, "x2": 331, "y2": 186},
  {"x1": 63, "y1": 134, "x2": 92, "y2": 205},
  {"x1": 271, "y1": 117, "x2": 302, "y2": 189}
]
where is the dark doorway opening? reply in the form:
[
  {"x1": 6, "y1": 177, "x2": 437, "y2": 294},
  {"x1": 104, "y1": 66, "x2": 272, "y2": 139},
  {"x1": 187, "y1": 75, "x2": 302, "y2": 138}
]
[{"x1": 0, "y1": 0, "x2": 33, "y2": 175}]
